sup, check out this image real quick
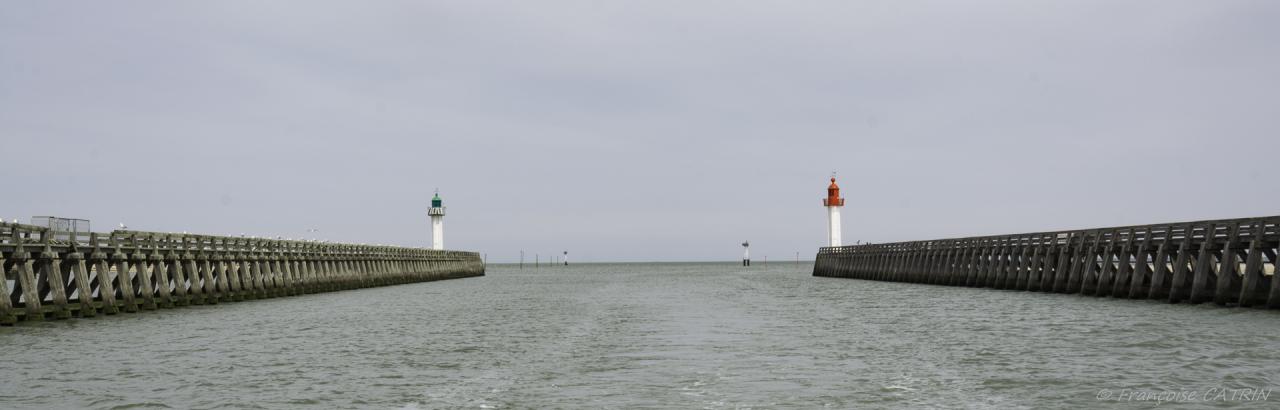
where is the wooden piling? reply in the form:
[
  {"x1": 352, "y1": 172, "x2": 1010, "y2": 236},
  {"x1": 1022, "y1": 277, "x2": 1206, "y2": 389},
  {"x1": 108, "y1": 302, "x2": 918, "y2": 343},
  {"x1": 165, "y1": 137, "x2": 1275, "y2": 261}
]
[
  {"x1": 1095, "y1": 230, "x2": 1118, "y2": 297},
  {"x1": 1127, "y1": 230, "x2": 1152, "y2": 299},
  {"x1": 1238, "y1": 221, "x2": 1270, "y2": 307},
  {"x1": 1168, "y1": 225, "x2": 1197, "y2": 303},
  {"x1": 67, "y1": 250, "x2": 95, "y2": 317},
  {"x1": 0, "y1": 251, "x2": 15, "y2": 325},
  {"x1": 1148, "y1": 229, "x2": 1174, "y2": 301},
  {"x1": 90, "y1": 240, "x2": 119, "y2": 315},
  {"x1": 109, "y1": 241, "x2": 138, "y2": 313},
  {"x1": 1110, "y1": 229, "x2": 1135, "y2": 297},
  {"x1": 38, "y1": 239, "x2": 72, "y2": 319}
]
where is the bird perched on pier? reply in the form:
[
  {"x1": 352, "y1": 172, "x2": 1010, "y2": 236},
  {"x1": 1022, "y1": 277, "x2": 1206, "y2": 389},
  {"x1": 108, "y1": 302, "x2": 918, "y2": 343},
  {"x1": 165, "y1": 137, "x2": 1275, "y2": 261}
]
[{"x1": 118, "y1": 222, "x2": 127, "y2": 229}]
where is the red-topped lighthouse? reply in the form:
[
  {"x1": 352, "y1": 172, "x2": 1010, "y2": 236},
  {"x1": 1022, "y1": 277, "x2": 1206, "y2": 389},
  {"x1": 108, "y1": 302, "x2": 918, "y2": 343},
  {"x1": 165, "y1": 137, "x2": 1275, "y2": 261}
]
[{"x1": 824, "y1": 176, "x2": 844, "y2": 247}]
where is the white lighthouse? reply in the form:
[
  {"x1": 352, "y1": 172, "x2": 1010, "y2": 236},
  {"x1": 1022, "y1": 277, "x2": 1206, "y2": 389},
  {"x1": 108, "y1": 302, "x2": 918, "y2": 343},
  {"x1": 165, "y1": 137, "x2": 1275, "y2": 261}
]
[
  {"x1": 742, "y1": 241, "x2": 750, "y2": 266},
  {"x1": 824, "y1": 176, "x2": 845, "y2": 247},
  {"x1": 429, "y1": 190, "x2": 446, "y2": 250}
]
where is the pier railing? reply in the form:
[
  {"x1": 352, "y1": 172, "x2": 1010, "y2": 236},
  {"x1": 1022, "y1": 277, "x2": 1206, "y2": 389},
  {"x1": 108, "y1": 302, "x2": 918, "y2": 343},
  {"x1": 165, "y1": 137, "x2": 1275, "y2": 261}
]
[
  {"x1": 0, "y1": 222, "x2": 484, "y2": 324},
  {"x1": 813, "y1": 216, "x2": 1280, "y2": 308}
]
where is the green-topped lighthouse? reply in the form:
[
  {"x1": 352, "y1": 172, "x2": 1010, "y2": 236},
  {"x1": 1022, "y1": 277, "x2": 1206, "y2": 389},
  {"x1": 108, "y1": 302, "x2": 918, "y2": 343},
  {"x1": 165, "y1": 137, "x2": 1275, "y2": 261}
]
[{"x1": 428, "y1": 189, "x2": 446, "y2": 250}]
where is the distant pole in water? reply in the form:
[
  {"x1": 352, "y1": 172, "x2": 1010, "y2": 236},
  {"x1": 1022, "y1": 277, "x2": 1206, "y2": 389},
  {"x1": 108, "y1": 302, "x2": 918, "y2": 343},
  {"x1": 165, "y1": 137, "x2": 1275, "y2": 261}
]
[
  {"x1": 428, "y1": 189, "x2": 446, "y2": 250},
  {"x1": 520, "y1": 250, "x2": 524, "y2": 269},
  {"x1": 824, "y1": 173, "x2": 845, "y2": 247},
  {"x1": 564, "y1": 250, "x2": 569, "y2": 266},
  {"x1": 536, "y1": 254, "x2": 539, "y2": 268},
  {"x1": 742, "y1": 241, "x2": 750, "y2": 266},
  {"x1": 796, "y1": 251, "x2": 800, "y2": 267}
]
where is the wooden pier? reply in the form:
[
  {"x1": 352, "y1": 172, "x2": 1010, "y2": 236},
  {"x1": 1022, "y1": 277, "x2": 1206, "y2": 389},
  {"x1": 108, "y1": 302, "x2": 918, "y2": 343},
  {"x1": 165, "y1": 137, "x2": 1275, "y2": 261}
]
[
  {"x1": 813, "y1": 216, "x2": 1280, "y2": 308},
  {"x1": 0, "y1": 222, "x2": 484, "y2": 325}
]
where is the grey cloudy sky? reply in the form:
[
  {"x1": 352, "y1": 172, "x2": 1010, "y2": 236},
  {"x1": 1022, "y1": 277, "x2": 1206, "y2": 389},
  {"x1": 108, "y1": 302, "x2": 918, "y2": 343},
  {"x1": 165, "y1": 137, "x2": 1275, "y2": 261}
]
[{"x1": 2, "y1": 1, "x2": 1278, "y2": 262}]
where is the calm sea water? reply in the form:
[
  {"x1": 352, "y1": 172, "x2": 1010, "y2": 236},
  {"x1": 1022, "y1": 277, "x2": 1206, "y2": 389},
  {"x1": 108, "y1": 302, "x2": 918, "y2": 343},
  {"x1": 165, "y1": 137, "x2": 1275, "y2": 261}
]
[{"x1": 1, "y1": 262, "x2": 1277, "y2": 409}]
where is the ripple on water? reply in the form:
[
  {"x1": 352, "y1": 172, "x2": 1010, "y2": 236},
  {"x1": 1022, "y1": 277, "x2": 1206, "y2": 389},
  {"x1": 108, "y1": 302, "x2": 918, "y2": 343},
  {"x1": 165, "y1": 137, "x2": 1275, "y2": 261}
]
[
  {"x1": 109, "y1": 403, "x2": 172, "y2": 410},
  {"x1": 1, "y1": 263, "x2": 1278, "y2": 408}
]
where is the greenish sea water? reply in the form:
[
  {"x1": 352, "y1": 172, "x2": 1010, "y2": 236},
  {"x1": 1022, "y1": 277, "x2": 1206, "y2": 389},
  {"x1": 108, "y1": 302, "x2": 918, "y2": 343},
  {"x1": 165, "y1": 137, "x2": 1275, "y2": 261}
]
[{"x1": 1, "y1": 262, "x2": 1276, "y2": 409}]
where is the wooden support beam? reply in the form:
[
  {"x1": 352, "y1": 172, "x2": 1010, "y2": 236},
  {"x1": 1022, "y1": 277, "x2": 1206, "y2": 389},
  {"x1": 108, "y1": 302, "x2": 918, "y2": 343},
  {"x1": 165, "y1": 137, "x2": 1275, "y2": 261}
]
[
  {"x1": 0, "y1": 254, "x2": 15, "y2": 325},
  {"x1": 1238, "y1": 221, "x2": 1270, "y2": 307},
  {"x1": 1096, "y1": 230, "x2": 1119, "y2": 297},
  {"x1": 1148, "y1": 228, "x2": 1175, "y2": 301},
  {"x1": 1208, "y1": 224, "x2": 1241, "y2": 305},
  {"x1": 1168, "y1": 224, "x2": 1200, "y2": 303}
]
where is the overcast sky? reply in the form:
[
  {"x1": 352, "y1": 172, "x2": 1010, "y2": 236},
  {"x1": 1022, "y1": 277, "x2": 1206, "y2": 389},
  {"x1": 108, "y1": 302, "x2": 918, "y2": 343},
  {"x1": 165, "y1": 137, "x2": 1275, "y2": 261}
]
[{"x1": 2, "y1": 1, "x2": 1278, "y2": 262}]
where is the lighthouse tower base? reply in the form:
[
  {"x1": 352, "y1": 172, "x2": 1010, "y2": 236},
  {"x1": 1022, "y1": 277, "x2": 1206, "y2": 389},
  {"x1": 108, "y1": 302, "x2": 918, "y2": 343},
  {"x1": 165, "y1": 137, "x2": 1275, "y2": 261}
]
[
  {"x1": 431, "y1": 215, "x2": 443, "y2": 250},
  {"x1": 827, "y1": 206, "x2": 842, "y2": 247}
]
